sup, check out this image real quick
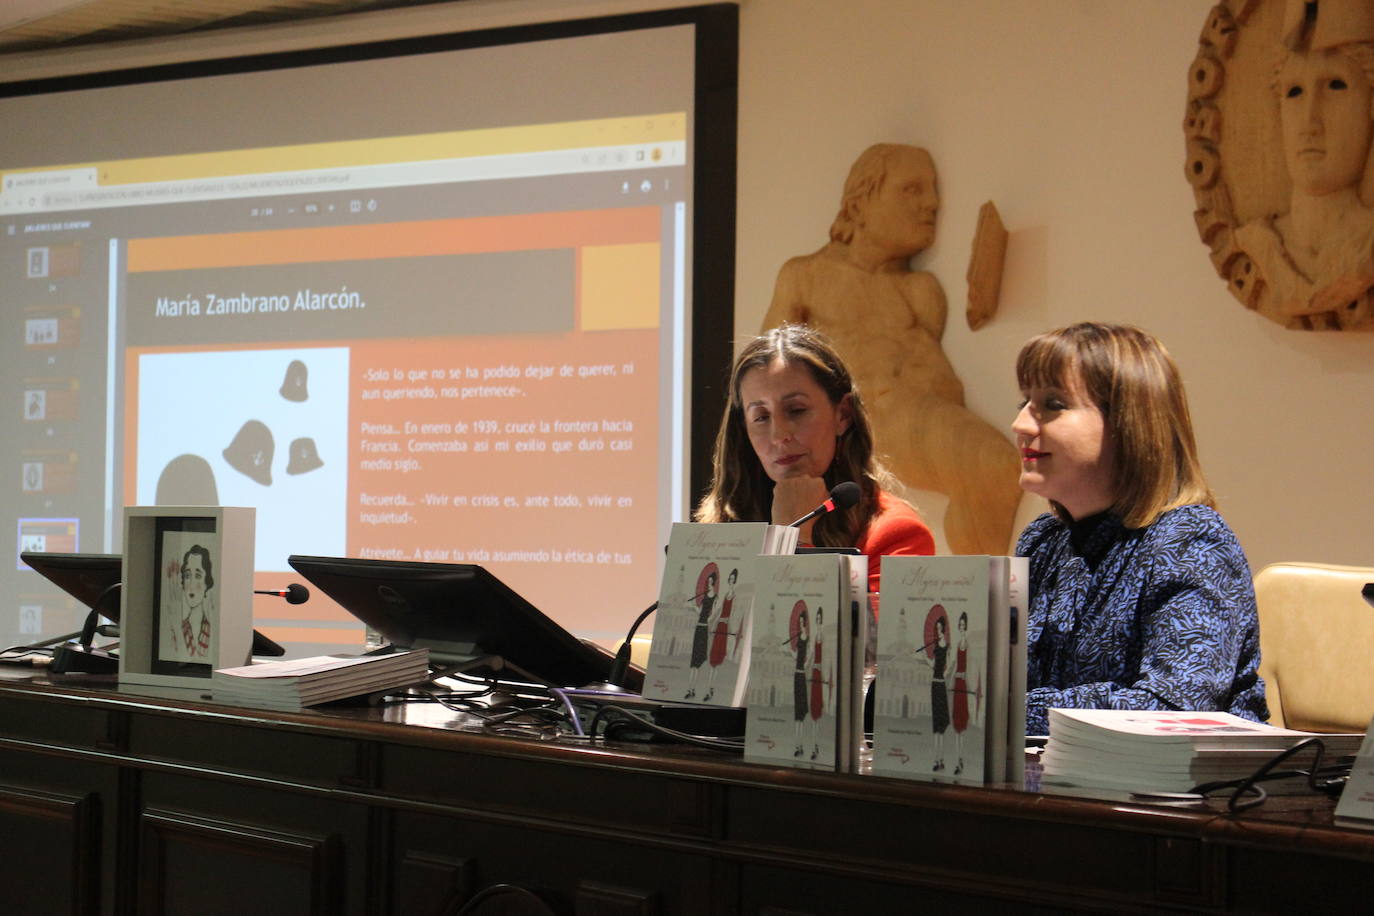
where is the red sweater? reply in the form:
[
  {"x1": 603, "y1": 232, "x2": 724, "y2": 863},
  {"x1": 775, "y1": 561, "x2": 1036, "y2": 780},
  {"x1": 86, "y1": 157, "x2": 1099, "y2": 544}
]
[{"x1": 853, "y1": 490, "x2": 936, "y2": 599}]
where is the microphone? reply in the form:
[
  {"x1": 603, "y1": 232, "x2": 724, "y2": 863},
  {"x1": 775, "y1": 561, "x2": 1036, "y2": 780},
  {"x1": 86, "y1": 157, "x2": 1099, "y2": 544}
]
[
  {"x1": 254, "y1": 583, "x2": 310, "y2": 605},
  {"x1": 787, "y1": 481, "x2": 861, "y2": 528},
  {"x1": 596, "y1": 601, "x2": 658, "y2": 693},
  {"x1": 597, "y1": 582, "x2": 719, "y2": 691}
]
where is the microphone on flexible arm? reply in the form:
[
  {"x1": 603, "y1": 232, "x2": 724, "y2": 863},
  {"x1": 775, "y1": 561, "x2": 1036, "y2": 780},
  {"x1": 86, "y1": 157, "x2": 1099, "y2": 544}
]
[
  {"x1": 254, "y1": 583, "x2": 311, "y2": 605},
  {"x1": 787, "y1": 480, "x2": 862, "y2": 528},
  {"x1": 248, "y1": 585, "x2": 309, "y2": 657},
  {"x1": 595, "y1": 582, "x2": 719, "y2": 693}
]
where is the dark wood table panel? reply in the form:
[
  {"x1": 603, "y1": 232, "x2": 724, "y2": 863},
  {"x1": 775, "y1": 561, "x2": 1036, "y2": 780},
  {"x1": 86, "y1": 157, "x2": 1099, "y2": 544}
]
[
  {"x1": 1, "y1": 670, "x2": 1372, "y2": 914},
  {"x1": 0, "y1": 780, "x2": 104, "y2": 916}
]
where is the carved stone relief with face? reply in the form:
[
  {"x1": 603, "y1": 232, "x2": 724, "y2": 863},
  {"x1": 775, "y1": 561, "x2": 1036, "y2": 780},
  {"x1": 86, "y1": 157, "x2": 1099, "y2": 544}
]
[{"x1": 1185, "y1": 0, "x2": 1374, "y2": 330}]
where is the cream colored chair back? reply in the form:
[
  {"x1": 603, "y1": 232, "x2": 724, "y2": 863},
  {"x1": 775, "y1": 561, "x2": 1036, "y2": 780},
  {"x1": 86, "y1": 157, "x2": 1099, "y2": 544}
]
[{"x1": 1254, "y1": 562, "x2": 1374, "y2": 733}]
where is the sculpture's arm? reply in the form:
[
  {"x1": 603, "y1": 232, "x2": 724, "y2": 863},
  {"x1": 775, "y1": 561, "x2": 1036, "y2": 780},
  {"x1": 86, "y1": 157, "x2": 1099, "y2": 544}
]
[{"x1": 903, "y1": 270, "x2": 948, "y2": 341}]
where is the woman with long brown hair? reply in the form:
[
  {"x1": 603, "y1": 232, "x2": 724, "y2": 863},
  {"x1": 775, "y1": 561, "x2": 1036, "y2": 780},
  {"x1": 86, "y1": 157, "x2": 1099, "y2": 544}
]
[{"x1": 697, "y1": 323, "x2": 934, "y2": 594}]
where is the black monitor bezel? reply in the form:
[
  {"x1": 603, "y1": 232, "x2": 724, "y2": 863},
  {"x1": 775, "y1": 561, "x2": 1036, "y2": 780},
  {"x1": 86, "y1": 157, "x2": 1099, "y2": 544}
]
[{"x1": 20, "y1": 551, "x2": 123, "y2": 618}]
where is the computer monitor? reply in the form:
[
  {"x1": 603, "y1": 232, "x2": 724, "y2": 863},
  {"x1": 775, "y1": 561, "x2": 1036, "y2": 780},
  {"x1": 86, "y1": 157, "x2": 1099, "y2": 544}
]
[
  {"x1": 20, "y1": 551, "x2": 284, "y2": 656},
  {"x1": 287, "y1": 554, "x2": 629, "y2": 688}
]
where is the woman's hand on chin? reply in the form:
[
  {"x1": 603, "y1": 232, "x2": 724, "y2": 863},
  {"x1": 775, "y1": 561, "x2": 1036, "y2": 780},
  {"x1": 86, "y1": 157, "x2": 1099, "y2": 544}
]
[{"x1": 770, "y1": 476, "x2": 831, "y2": 538}]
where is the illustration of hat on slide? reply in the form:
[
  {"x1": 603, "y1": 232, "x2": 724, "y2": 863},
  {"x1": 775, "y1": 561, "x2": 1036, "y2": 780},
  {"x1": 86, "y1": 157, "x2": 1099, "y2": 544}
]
[
  {"x1": 286, "y1": 437, "x2": 323, "y2": 475},
  {"x1": 279, "y1": 359, "x2": 309, "y2": 402},
  {"x1": 223, "y1": 420, "x2": 274, "y2": 485},
  {"x1": 155, "y1": 454, "x2": 219, "y2": 505}
]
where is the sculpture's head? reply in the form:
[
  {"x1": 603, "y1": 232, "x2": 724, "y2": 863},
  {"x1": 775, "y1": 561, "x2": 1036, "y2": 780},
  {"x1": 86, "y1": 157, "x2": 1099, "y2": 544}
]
[
  {"x1": 829, "y1": 144, "x2": 938, "y2": 255},
  {"x1": 1276, "y1": 42, "x2": 1374, "y2": 197},
  {"x1": 1275, "y1": 0, "x2": 1374, "y2": 198}
]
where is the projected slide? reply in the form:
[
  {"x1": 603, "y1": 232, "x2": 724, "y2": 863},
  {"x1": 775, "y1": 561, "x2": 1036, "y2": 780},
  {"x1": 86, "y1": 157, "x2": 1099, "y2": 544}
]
[{"x1": 122, "y1": 203, "x2": 668, "y2": 637}]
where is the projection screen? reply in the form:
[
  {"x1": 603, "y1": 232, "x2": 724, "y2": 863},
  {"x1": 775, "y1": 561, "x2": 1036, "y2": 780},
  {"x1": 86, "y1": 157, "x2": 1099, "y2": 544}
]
[{"x1": 0, "y1": 3, "x2": 738, "y2": 652}]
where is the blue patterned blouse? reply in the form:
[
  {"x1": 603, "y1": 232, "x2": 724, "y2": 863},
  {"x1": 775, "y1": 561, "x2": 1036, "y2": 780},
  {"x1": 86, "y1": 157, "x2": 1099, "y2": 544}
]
[{"x1": 1017, "y1": 504, "x2": 1267, "y2": 736}]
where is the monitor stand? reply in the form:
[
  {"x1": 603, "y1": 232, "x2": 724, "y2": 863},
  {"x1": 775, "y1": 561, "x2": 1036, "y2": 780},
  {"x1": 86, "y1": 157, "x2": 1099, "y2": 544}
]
[{"x1": 51, "y1": 643, "x2": 119, "y2": 674}]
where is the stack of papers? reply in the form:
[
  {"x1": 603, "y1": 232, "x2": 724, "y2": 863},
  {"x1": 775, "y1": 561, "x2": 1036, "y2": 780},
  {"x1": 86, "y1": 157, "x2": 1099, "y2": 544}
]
[
  {"x1": 1042, "y1": 708, "x2": 1361, "y2": 794},
  {"x1": 1336, "y1": 726, "x2": 1374, "y2": 828},
  {"x1": 212, "y1": 650, "x2": 430, "y2": 711}
]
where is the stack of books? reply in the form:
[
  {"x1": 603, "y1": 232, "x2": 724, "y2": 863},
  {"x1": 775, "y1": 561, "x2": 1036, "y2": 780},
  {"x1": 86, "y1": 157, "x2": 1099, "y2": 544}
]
[
  {"x1": 1041, "y1": 708, "x2": 1362, "y2": 795},
  {"x1": 212, "y1": 649, "x2": 430, "y2": 711}
]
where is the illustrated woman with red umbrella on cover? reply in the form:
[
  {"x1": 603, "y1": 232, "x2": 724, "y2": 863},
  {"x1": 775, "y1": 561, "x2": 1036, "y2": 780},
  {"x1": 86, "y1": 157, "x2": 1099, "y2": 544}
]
[
  {"x1": 921, "y1": 604, "x2": 951, "y2": 772},
  {"x1": 952, "y1": 611, "x2": 970, "y2": 775},
  {"x1": 808, "y1": 605, "x2": 832, "y2": 760},
  {"x1": 684, "y1": 565, "x2": 719, "y2": 701},
  {"x1": 791, "y1": 602, "x2": 810, "y2": 757},
  {"x1": 702, "y1": 567, "x2": 739, "y2": 703}
]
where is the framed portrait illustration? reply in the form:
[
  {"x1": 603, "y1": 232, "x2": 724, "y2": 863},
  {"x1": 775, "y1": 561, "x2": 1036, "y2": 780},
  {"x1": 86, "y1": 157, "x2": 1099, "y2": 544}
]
[{"x1": 119, "y1": 506, "x2": 254, "y2": 697}]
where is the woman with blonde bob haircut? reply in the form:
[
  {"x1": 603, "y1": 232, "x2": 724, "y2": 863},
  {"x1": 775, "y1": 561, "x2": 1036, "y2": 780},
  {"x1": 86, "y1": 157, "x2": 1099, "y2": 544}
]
[
  {"x1": 1012, "y1": 323, "x2": 1266, "y2": 734},
  {"x1": 698, "y1": 324, "x2": 934, "y2": 595}
]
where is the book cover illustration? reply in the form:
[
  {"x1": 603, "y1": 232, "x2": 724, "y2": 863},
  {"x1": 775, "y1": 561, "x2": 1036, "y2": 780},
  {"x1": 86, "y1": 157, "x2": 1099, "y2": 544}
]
[
  {"x1": 744, "y1": 554, "x2": 843, "y2": 770},
  {"x1": 871, "y1": 557, "x2": 990, "y2": 784},
  {"x1": 158, "y1": 530, "x2": 220, "y2": 665},
  {"x1": 643, "y1": 522, "x2": 790, "y2": 706}
]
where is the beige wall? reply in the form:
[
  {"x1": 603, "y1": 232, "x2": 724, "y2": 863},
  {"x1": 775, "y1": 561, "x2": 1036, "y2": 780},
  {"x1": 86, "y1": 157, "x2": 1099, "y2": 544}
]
[
  {"x1": 735, "y1": 0, "x2": 1374, "y2": 570},
  {"x1": 6, "y1": 0, "x2": 1369, "y2": 571}
]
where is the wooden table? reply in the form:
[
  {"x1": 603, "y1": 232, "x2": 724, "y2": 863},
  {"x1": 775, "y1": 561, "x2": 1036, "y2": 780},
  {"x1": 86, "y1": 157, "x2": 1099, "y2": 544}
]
[{"x1": 0, "y1": 669, "x2": 1370, "y2": 915}]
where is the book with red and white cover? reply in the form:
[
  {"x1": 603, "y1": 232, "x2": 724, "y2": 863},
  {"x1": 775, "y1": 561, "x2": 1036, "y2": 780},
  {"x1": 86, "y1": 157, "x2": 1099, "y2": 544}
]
[
  {"x1": 870, "y1": 556, "x2": 1013, "y2": 786},
  {"x1": 642, "y1": 522, "x2": 797, "y2": 707},
  {"x1": 743, "y1": 552, "x2": 865, "y2": 771}
]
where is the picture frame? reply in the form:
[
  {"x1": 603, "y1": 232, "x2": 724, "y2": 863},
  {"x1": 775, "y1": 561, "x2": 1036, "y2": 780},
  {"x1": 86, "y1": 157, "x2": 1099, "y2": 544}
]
[{"x1": 118, "y1": 506, "x2": 255, "y2": 698}]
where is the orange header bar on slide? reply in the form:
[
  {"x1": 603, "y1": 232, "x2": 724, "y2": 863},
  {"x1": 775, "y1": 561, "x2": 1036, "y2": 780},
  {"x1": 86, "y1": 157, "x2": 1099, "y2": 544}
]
[{"x1": 126, "y1": 208, "x2": 661, "y2": 272}]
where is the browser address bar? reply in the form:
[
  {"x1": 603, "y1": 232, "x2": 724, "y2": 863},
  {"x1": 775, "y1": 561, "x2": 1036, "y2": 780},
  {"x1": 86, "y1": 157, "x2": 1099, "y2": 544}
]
[{"x1": 1, "y1": 141, "x2": 684, "y2": 216}]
